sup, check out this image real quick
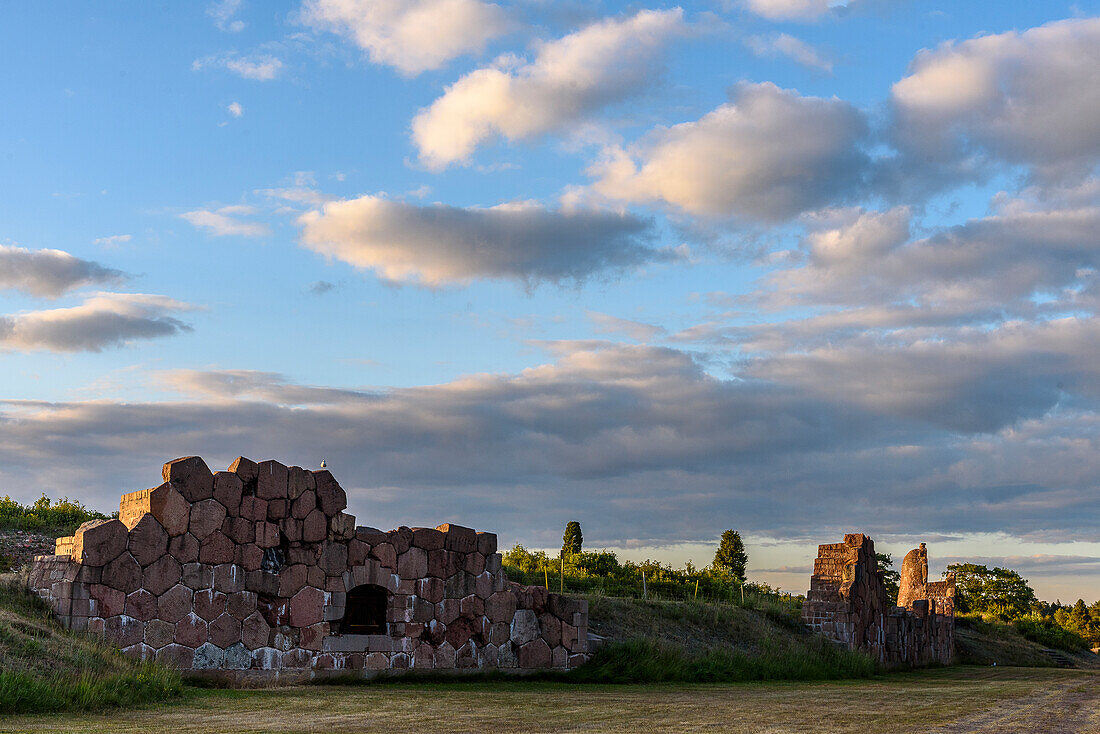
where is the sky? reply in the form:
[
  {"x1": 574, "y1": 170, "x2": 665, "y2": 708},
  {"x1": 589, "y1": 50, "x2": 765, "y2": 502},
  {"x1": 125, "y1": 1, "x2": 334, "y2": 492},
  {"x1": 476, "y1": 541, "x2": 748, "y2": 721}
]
[{"x1": 2, "y1": 0, "x2": 1099, "y2": 603}]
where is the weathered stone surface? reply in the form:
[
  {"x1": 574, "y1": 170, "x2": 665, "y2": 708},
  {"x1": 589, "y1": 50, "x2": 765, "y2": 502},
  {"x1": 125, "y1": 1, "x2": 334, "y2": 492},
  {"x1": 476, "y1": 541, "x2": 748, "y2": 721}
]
[
  {"x1": 91, "y1": 584, "x2": 125, "y2": 618},
  {"x1": 199, "y1": 531, "x2": 235, "y2": 564},
  {"x1": 461, "y1": 595, "x2": 485, "y2": 619},
  {"x1": 189, "y1": 498, "x2": 227, "y2": 540},
  {"x1": 212, "y1": 471, "x2": 244, "y2": 516},
  {"x1": 181, "y1": 561, "x2": 212, "y2": 590},
  {"x1": 155, "y1": 643, "x2": 194, "y2": 669},
  {"x1": 313, "y1": 470, "x2": 347, "y2": 516},
  {"x1": 437, "y1": 523, "x2": 477, "y2": 554},
  {"x1": 241, "y1": 611, "x2": 271, "y2": 650},
  {"x1": 511, "y1": 610, "x2": 539, "y2": 646},
  {"x1": 256, "y1": 460, "x2": 289, "y2": 500},
  {"x1": 289, "y1": 587, "x2": 324, "y2": 627},
  {"x1": 143, "y1": 554, "x2": 182, "y2": 596},
  {"x1": 433, "y1": 641, "x2": 457, "y2": 669},
  {"x1": 126, "y1": 589, "x2": 158, "y2": 621},
  {"x1": 227, "y1": 590, "x2": 257, "y2": 620},
  {"x1": 319, "y1": 541, "x2": 349, "y2": 575},
  {"x1": 476, "y1": 532, "x2": 497, "y2": 556},
  {"x1": 222, "y1": 516, "x2": 253, "y2": 545},
  {"x1": 539, "y1": 612, "x2": 562, "y2": 646},
  {"x1": 224, "y1": 641, "x2": 250, "y2": 669},
  {"x1": 145, "y1": 618, "x2": 175, "y2": 649},
  {"x1": 194, "y1": 588, "x2": 227, "y2": 621},
  {"x1": 411, "y1": 527, "x2": 444, "y2": 551},
  {"x1": 192, "y1": 641, "x2": 225, "y2": 669},
  {"x1": 103, "y1": 552, "x2": 142, "y2": 593},
  {"x1": 370, "y1": 542, "x2": 397, "y2": 570},
  {"x1": 518, "y1": 638, "x2": 552, "y2": 668},
  {"x1": 302, "y1": 509, "x2": 327, "y2": 543},
  {"x1": 175, "y1": 613, "x2": 208, "y2": 648},
  {"x1": 498, "y1": 642, "x2": 517, "y2": 668},
  {"x1": 120, "y1": 483, "x2": 191, "y2": 536},
  {"x1": 278, "y1": 564, "x2": 307, "y2": 597},
  {"x1": 237, "y1": 543, "x2": 264, "y2": 572},
  {"x1": 266, "y1": 499, "x2": 287, "y2": 522},
  {"x1": 486, "y1": 591, "x2": 517, "y2": 623},
  {"x1": 228, "y1": 456, "x2": 258, "y2": 484},
  {"x1": 158, "y1": 584, "x2": 193, "y2": 623},
  {"x1": 463, "y1": 552, "x2": 486, "y2": 576},
  {"x1": 163, "y1": 456, "x2": 214, "y2": 503},
  {"x1": 417, "y1": 577, "x2": 444, "y2": 604},
  {"x1": 212, "y1": 563, "x2": 244, "y2": 593},
  {"x1": 239, "y1": 495, "x2": 268, "y2": 523},
  {"x1": 397, "y1": 547, "x2": 427, "y2": 579},
  {"x1": 330, "y1": 512, "x2": 355, "y2": 541},
  {"x1": 73, "y1": 518, "x2": 128, "y2": 566},
  {"x1": 444, "y1": 571, "x2": 477, "y2": 600},
  {"x1": 167, "y1": 532, "x2": 199, "y2": 564},
  {"x1": 128, "y1": 514, "x2": 169, "y2": 567},
  {"x1": 288, "y1": 466, "x2": 314, "y2": 500},
  {"x1": 291, "y1": 489, "x2": 316, "y2": 520},
  {"x1": 208, "y1": 613, "x2": 241, "y2": 648}
]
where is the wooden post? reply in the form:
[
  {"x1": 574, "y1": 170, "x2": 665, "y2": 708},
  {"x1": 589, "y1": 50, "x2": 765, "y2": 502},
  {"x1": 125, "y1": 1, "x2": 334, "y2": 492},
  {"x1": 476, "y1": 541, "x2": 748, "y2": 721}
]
[
  {"x1": 694, "y1": 578, "x2": 699, "y2": 600},
  {"x1": 560, "y1": 555, "x2": 564, "y2": 594},
  {"x1": 642, "y1": 571, "x2": 647, "y2": 600},
  {"x1": 740, "y1": 581, "x2": 745, "y2": 604},
  {"x1": 544, "y1": 568, "x2": 549, "y2": 589}
]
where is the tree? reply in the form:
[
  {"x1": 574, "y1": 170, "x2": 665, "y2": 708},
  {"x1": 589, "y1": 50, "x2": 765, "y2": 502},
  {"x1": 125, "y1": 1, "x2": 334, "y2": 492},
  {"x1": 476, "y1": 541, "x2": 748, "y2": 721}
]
[
  {"x1": 876, "y1": 553, "x2": 901, "y2": 601},
  {"x1": 561, "y1": 521, "x2": 582, "y2": 559},
  {"x1": 946, "y1": 563, "x2": 1038, "y2": 619},
  {"x1": 713, "y1": 530, "x2": 748, "y2": 583}
]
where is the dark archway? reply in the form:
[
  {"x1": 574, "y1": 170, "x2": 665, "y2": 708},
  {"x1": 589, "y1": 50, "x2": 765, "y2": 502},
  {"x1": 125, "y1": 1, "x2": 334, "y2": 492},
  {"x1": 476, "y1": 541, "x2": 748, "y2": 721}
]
[{"x1": 340, "y1": 584, "x2": 389, "y2": 634}]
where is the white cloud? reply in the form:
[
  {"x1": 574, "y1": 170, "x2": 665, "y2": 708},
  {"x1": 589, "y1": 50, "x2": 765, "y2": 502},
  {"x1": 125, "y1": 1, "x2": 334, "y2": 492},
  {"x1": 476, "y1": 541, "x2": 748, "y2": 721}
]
[
  {"x1": 180, "y1": 206, "x2": 270, "y2": 237},
  {"x1": 0, "y1": 293, "x2": 196, "y2": 352},
  {"x1": 227, "y1": 101, "x2": 243, "y2": 117},
  {"x1": 300, "y1": 0, "x2": 511, "y2": 76},
  {"x1": 193, "y1": 52, "x2": 284, "y2": 81},
  {"x1": 590, "y1": 82, "x2": 868, "y2": 221},
  {"x1": 411, "y1": 8, "x2": 686, "y2": 170},
  {"x1": 208, "y1": 0, "x2": 245, "y2": 32},
  {"x1": 891, "y1": 17, "x2": 1100, "y2": 180},
  {"x1": 0, "y1": 244, "x2": 125, "y2": 298},
  {"x1": 587, "y1": 311, "x2": 666, "y2": 341},
  {"x1": 297, "y1": 194, "x2": 662, "y2": 285},
  {"x1": 745, "y1": 33, "x2": 833, "y2": 72},
  {"x1": 92, "y1": 235, "x2": 132, "y2": 248},
  {"x1": 742, "y1": 0, "x2": 833, "y2": 21}
]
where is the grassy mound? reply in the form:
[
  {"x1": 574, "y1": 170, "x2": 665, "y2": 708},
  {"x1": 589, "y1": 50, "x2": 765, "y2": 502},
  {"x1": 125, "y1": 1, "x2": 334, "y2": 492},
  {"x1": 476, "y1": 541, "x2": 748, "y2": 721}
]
[
  {"x1": 0, "y1": 579, "x2": 184, "y2": 715},
  {"x1": 576, "y1": 594, "x2": 875, "y2": 682},
  {"x1": 955, "y1": 614, "x2": 1099, "y2": 668}
]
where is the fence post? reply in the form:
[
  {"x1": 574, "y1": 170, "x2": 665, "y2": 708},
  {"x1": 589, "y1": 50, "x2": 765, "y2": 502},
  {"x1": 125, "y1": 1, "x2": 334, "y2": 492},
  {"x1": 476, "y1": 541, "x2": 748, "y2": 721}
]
[
  {"x1": 694, "y1": 578, "x2": 699, "y2": 601},
  {"x1": 544, "y1": 568, "x2": 549, "y2": 589},
  {"x1": 642, "y1": 571, "x2": 647, "y2": 600},
  {"x1": 560, "y1": 555, "x2": 564, "y2": 594}
]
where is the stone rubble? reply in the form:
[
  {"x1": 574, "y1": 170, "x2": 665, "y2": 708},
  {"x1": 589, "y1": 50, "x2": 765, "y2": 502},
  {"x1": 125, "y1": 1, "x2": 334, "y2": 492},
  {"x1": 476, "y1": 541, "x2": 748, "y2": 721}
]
[{"x1": 27, "y1": 456, "x2": 590, "y2": 680}]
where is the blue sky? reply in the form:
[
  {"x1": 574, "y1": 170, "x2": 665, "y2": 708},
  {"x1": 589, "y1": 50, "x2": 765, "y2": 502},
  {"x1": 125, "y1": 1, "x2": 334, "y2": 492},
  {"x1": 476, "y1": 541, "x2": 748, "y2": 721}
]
[{"x1": 2, "y1": 0, "x2": 1099, "y2": 601}]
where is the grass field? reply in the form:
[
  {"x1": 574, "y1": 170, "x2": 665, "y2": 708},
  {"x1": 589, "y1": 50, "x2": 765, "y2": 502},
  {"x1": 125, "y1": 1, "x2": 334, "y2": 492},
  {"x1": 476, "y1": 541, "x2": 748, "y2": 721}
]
[{"x1": 1, "y1": 667, "x2": 1096, "y2": 733}]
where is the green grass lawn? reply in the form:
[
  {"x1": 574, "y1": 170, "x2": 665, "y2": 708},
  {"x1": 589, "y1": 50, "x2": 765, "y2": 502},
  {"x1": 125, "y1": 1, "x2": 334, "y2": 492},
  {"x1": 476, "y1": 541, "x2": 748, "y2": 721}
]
[{"x1": 1, "y1": 667, "x2": 1096, "y2": 734}]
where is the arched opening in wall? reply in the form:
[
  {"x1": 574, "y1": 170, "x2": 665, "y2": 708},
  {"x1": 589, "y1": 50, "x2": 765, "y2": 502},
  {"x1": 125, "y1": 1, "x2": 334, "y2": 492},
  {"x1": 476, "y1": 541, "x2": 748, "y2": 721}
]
[{"x1": 340, "y1": 584, "x2": 389, "y2": 635}]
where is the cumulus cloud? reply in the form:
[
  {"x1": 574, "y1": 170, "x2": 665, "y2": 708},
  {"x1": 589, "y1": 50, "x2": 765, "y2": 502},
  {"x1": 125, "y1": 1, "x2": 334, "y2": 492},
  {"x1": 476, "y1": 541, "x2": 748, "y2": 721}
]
[
  {"x1": 0, "y1": 244, "x2": 125, "y2": 298},
  {"x1": 745, "y1": 33, "x2": 833, "y2": 72},
  {"x1": 300, "y1": 0, "x2": 511, "y2": 76},
  {"x1": 890, "y1": 17, "x2": 1100, "y2": 182},
  {"x1": 589, "y1": 82, "x2": 869, "y2": 221},
  {"x1": 297, "y1": 195, "x2": 662, "y2": 285},
  {"x1": 0, "y1": 293, "x2": 196, "y2": 352},
  {"x1": 587, "y1": 311, "x2": 665, "y2": 341},
  {"x1": 411, "y1": 8, "x2": 686, "y2": 169},
  {"x1": 193, "y1": 52, "x2": 284, "y2": 81},
  {"x1": 227, "y1": 102, "x2": 243, "y2": 118},
  {"x1": 180, "y1": 206, "x2": 270, "y2": 237}
]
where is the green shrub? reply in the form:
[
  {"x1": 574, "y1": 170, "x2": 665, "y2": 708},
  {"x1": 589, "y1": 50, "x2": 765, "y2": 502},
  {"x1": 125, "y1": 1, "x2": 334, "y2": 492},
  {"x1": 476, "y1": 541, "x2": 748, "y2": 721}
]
[
  {"x1": 1013, "y1": 618, "x2": 1090, "y2": 652},
  {"x1": 0, "y1": 494, "x2": 107, "y2": 534}
]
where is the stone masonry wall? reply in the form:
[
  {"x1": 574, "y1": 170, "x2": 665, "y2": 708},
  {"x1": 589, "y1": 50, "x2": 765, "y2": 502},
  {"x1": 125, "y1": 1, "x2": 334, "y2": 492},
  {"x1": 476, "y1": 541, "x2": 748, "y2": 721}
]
[
  {"x1": 27, "y1": 456, "x2": 589, "y2": 679},
  {"x1": 801, "y1": 533, "x2": 954, "y2": 668}
]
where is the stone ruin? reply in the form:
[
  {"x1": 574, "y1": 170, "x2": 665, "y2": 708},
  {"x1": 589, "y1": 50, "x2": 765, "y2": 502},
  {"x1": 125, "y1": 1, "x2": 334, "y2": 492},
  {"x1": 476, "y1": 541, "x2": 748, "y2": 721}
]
[
  {"x1": 802, "y1": 533, "x2": 955, "y2": 667},
  {"x1": 27, "y1": 456, "x2": 590, "y2": 680}
]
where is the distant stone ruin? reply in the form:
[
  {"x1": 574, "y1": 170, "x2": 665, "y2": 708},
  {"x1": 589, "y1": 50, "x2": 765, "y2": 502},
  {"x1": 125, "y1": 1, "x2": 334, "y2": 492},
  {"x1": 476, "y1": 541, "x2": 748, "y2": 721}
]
[
  {"x1": 28, "y1": 456, "x2": 590, "y2": 679},
  {"x1": 802, "y1": 533, "x2": 954, "y2": 667}
]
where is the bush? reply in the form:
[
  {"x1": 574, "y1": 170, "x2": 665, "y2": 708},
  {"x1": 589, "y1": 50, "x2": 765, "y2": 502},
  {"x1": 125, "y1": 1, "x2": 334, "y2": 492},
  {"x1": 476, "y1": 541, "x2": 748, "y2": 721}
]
[
  {"x1": 1013, "y1": 618, "x2": 1090, "y2": 652},
  {"x1": 0, "y1": 495, "x2": 107, "y2": 533}
]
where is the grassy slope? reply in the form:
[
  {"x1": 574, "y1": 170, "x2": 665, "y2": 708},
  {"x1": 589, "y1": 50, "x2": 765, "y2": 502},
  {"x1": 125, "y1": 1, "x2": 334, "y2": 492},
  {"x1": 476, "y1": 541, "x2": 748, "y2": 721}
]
[
  {"x1": 955, "y1": 615, "x2": 1100, "y2": 669},
  {"x1": 0, "y1": 578, "x2": 184, "y2": 714}
]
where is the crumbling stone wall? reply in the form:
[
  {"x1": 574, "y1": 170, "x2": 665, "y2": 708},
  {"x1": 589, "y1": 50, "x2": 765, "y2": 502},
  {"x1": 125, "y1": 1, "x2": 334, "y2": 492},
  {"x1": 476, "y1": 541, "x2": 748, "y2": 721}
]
[
  {"x1": 801, "y1": 533, "x2": 954, "y2": 668},
  {"x1": 27, "y1": 456, "x2": 589, "y2": 679}
]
